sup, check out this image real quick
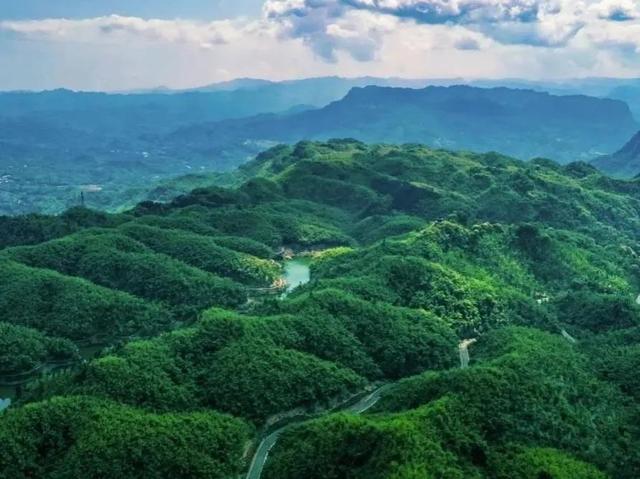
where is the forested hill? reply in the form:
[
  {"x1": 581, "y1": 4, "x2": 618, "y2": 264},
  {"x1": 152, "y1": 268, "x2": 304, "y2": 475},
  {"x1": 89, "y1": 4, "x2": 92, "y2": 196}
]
[
  {"x1": 2, "y1": 85, "x2": 638, "y2": 216},
  {"x1": 169, "y1": 86, "x2": 638, "y2": 164},
  {"x1": 2, "y1": 140, "x2": 640, "y2": 478}
]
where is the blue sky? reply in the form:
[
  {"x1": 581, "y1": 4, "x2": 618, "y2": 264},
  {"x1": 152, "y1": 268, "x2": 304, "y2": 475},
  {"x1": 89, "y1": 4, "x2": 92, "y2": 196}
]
[
  {"x1": 0, "y1": 1, "x2": 639, "y2": 91},
  {"x1": 0, "y1": 1, "x2": 264, "y2": 21}
]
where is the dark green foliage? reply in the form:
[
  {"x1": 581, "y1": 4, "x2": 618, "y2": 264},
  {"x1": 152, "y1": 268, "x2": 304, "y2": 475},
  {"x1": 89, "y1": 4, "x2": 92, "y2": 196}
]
[
  {"x1": 0, "y1": 207, "x2": 126, "y2": 249},
  {"x1": 80, "y1": 340, "x2": 198, "y2": 411},
  {"x1": 590, "y1": 339, "x2": 640, "y2": 400},
  {"x1": 129, "y1": 214, "x2": 221, "y2": 236},
  {"x1": 5, "y1": 230, "x2": 246, "y2": 318},
  {"x1": 556, "y1": 291, "x2": 640, "y2": 332},
  {"x1": 350, "y1": 215, "x2": 426, "y2": 244},
  {"x1": 0, "y1": 323, "x2": 79, "y2": 375},
  {"x1": 264, "y1": 404, "x2": 475, "y2": 479},
  {"x1": 0, "y1": 396, "x2": 252, "y2": 479},
  {"x1": 4, "y1": 140, "x2": 640, "y2": 477},
  {"x1": 57, "y1": 309, "x2": 367, "y2": 422},
  {"x1": 276, "y1": 290, "x2": 458, "y2": 378},
  {"x1": 491, "y1": 448, "x2": 607, "y2": 479},
  {"x1": 268, "y1": 327, "x2": 636, "y2": 478},
  {"x1": 118, "y1": 223, "x2": 280, "y2": 285},
  {"x1": 0, "y1": 257, "x2": 170, "y2": 340},
  {"x1": 202, "y1": 338, "x2": 365, "y2": 421},
  {"x1": 210, "y1": 235, "x2": 274, "y2": 258}
]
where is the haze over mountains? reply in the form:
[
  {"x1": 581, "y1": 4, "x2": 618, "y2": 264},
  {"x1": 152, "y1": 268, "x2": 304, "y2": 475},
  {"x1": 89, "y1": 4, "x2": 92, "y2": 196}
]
[
  {"x1": 1, "y1": 76, "x2": 640, "y2": 215},
  {"x1": 171, "y1": 85, "x2": 637, "y2": 164},
  {"x1": 6, "y1": 1, "x2": 640, "y2": 476},
  {"x1": 124, "y1": 75, "x2": 640, "y2": 119},
  {"x1": 593, "y1": 132, "x2": 640, "y2": 178}
]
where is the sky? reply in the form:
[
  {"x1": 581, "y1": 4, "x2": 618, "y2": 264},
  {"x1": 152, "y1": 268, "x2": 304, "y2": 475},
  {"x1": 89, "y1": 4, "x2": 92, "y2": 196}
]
[{"x1": 0, "y1": 0, "x2": 639, "y2": 91}]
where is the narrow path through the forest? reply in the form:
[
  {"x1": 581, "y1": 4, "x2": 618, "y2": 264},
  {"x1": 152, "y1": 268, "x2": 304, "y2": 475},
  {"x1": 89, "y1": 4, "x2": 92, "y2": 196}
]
[
  {"x1": 561, "y1": 329, "x2": 577, "y2": 344},
  {"x1": 246, "y1": 340, "x2": 472, "y2": 479},
  {"x1": 245, "y1": 386, "x2": 388, "y2": 479}
]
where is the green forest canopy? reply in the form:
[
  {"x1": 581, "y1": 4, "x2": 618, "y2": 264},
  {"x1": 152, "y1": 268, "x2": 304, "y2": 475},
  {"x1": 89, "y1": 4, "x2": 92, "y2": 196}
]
[{"x1": 1, "y1": 140, "x2": 640, "y2": 478}]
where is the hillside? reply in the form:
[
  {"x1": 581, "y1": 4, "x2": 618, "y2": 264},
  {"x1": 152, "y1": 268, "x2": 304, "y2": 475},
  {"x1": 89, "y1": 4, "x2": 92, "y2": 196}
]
[
  {"x1": 170, "y1": 86, "x2": 638, "y2": 165},
  {"x1": 0, "y1": 77, "x2": 431, "y2": 216},
  {"x1": 1, "y1": 84, "x2": 637, "y2": 216},
  {"x1": 593, "y1": 131, "x2": 640, "y2": 178},
  {"x1": 1, "y1": 140, "x2": 640, "y2": 477}
]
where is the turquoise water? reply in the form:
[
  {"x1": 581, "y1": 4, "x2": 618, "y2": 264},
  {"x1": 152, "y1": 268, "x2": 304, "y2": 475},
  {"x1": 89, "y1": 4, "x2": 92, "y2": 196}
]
[
  {"x1": 283, "y1": 259, "x2": 311, "y2": 293},
  {"x1": 0, "y1": 391, "x2": 11, "y2": 411}
]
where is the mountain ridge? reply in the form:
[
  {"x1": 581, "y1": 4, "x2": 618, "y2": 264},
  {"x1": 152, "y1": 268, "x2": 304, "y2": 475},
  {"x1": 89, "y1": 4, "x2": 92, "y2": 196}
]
[
  {"x1": 169, "y1": 84, "x2": 638, "y2": 164},
  {"x1": 592, "y1": 130, "x2": 640, "y2": 177}
]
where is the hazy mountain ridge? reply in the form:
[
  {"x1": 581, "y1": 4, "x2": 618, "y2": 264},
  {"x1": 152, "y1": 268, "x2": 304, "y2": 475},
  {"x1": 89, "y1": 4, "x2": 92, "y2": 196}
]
[
  {"x1": 593, "y1": 131, "x2": 640, "y2": 178},
  {"x1": 168, "y1": 85, "x2": 638, "y2": 164},
  {"x1": 1, "y1": 81, "x2": 639, "y2": 215}
]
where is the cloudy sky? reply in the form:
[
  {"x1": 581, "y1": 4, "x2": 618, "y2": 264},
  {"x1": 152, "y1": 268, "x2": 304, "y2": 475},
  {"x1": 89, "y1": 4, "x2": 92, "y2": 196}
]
[{"x1": 0, "y1": 0, "x2": 639, "y2": 91}]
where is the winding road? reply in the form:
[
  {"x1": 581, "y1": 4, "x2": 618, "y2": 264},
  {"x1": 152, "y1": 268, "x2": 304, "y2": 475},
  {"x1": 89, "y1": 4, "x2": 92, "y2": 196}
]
[
  {"x1": 561, "y1": 329, "x2": 577, "y2": 344},
  {"x1": 245, "y1": 385, "x2": 389, "y2": 479},
  {"x1": 245, "y1": 428, "x2": 285, "y2": 479},
  {"x1": 246, "y1": 340, "x2": 474, "y2": 479}
]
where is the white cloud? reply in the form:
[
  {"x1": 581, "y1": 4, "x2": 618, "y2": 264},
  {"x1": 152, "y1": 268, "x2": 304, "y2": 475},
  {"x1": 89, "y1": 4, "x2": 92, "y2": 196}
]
[
  {"x1": 0, "y1": 1, "x2": 639, "y2": 90},
  {"x1": 591, "y1": 0, "x2": 640, "y2": 21},
  {"x1": 0, "y1": 15, "x2": 253, "y2": 49}
]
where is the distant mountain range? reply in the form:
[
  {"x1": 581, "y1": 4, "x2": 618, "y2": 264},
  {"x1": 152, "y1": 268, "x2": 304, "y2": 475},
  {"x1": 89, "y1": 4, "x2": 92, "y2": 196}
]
[
  {"x1": 0, "y1": 77, "x2": 437, "y2": 136},
  {"x1": 592, "y1": 131, "x2": 640, "y2": 178},
  {"x1": 1, "y1": 79, "x2": 640, "y2": 215},
  {"x1": 118, "y1": 76, "x2": 445, "y2": 95},
  {"x1": 114, "y1": 75, "x2": 640, "y2": 120},
  {"x1": 167, "y1": 85, "x2": 638, "y2": 164}
]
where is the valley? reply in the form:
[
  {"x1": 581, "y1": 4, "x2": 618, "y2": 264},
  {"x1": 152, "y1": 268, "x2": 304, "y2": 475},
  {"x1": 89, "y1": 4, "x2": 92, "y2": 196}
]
[
  {"x1": 1, "y1": 140, "x2": 640, "y2": 478},
  {"x1": 2, "y1": 82, "x2": 640, "y2": 216},
  {"x1": 4, "y1": 0, "x2": 640, "y2": 476}
]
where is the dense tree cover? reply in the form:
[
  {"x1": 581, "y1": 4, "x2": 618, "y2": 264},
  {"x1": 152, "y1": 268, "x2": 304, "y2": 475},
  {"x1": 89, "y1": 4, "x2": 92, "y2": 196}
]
[
  {"x1": 266, "y1": 327, "x2": 637, "y2": 478},
  {"x1": 0, "y1": 396, "x2": 252, "y2": 479},
  {"x1": 4, "y1": 229, "x2": 246, "y2": 319},
  {"x1": 306, "y1": 219, "x2": 639, "y2": 337},
  {"x1": 556, "y1": 291, "x2": 640, "y2": 332},
  {"x1": 243, "y1": 142, "x2": 640, "y2": 243},
  {"x1": 269, "y1": 290, "x2": 459, "y2": 378},
  {"x1": 21, "y1": 297, "x2": 455, "y2": 423},
  {"x1": 117, "y1": 223, "x2": 280, "y2": 286},
  {"x1": 0, "y1": 207, "x2": 128, "y2": 249},
  {"x1": 0, "y1": 257, "x2": 171, "y2": 340},
  {"x1": 585, "y1": 326, "x2": 640, "y2": 402},
  {"x1": 491, "y1": 448, "x2": 608, "y2": 479},
  {"x1": 0, "y1": 323, "x2": 79, "y2": 375},
  {"x1": 3, "y1": 141, "x2": 640, "y2": 477},
  {"x1": 47, "y1": 304, "x2": 451, "y2": 421},
  {"x1": 40, "y1": 311, "x2": 366, "y2": 422}
]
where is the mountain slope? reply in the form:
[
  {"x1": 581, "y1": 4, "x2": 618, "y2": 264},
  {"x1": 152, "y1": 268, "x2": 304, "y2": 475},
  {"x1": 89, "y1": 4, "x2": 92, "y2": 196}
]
[
  {"x1": 592, "y1": 130, "x2": 640, "y2": 177},
  {"x1": 2, "y1": 141, "x2": 640, "y2": 477},
  {"x1": 1, "y1": 84, "x2": 637, "y2": 215},
  {"x1": 170, "y1": 85, "x2": 638, "y2": 164},
  {"x1": 0, "y1": 78, "x2": 434, "y2": 216}
]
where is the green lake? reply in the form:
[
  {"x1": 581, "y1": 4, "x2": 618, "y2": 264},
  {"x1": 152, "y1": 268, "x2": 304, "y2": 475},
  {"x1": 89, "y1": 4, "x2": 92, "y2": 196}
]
[{"x1": 283, "y1": 259, "x2": 311, "y2": 293}]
